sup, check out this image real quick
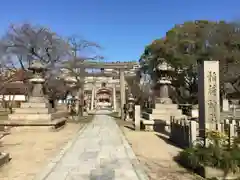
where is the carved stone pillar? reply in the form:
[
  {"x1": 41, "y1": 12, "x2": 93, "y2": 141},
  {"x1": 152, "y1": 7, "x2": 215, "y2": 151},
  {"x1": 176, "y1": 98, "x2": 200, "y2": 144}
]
[
  {"x1": 91, "y1": 86, "x2": 95, "y2": 110},
  {"x1": 120, "y1": 69, "x2": 126, "y2": 120},
  {"x1": 112, "y1": 85, "x2": 117, "y2": 111}
]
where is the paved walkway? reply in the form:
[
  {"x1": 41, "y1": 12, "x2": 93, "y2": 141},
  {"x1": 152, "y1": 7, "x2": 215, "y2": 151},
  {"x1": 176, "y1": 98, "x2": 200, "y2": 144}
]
[{"x1": 34, "y1": 110, "x2": 148, "y2": 180}]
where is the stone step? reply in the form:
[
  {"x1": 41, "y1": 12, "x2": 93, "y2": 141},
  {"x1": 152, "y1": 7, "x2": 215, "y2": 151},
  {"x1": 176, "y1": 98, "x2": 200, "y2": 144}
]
[
  {"x1": 21, "y1": 102, "x2": 48, "y2": 108},
  {"x1": 142, "y1": 111, "x2": 183, "y2": 121},
  {"x1": 28, "y1": 97, "x2": 47, "y2": 103},
  {"x1": 142, "y1": 112, "x2": 151, "y2": 120},
  {"x1": 8, "y1": 111, "x2": 68, "y2": 121},
  {"x1": 14, "y1": 108, "x2": 50, "y2": 114},
  {"x1": 155, "y1": 104, "x2": 178, "y2": 109},
  {"x1": 146, "y1": 108, "x2": 182, "y2": 114},
  {"x1": 56, "y1": 105, "x2": 67, "y2": 110},
  {"x1": 2, "y1": 117, "x2": 67, "y2": 129},
  {"x1": 141, "y1": 119, "x2": 169, "y2": 131},
  {"x1": 9, "y1": 114, "x2": 52, "y2": 121}
]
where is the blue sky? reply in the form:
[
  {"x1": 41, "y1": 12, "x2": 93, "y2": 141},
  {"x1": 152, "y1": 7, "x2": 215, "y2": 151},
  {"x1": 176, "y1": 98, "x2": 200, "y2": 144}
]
[{"x1": 0, "y1": 0, "x2": 239, "y2": 62}]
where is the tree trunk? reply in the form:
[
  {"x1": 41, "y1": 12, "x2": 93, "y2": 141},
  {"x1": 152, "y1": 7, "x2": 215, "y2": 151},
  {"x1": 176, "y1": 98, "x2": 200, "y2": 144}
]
[
  {"x1": 78, "y1": 66, "x2": 85, "y2": 117},
  {"x1": 78, "y1": 87, "x2": 84, "y2": 117}
]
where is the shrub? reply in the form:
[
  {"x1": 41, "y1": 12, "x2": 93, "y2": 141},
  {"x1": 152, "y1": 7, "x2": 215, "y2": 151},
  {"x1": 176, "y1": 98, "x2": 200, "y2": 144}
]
[{"x1": 177, "y1": 130, "x2": 240, "y2": 178}]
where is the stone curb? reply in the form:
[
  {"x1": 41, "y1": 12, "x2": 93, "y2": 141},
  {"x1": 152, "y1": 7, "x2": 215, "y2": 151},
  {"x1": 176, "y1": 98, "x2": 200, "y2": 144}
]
[
  {"x1": 33, "y1": 123, "x2": 89, "y2": 180},
  {"x1": 116, "y1": 121, "x2": 149, "y2": 180}
]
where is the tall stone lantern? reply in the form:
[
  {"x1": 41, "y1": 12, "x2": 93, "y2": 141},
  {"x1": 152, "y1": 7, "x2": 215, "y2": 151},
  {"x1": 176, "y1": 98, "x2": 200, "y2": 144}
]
[
  {"x1": 155, "y1": 59, "x2": 174, "y2": 104},
  {"x1": 28, "y1": 61, "x2": 47, "y2": 101}
]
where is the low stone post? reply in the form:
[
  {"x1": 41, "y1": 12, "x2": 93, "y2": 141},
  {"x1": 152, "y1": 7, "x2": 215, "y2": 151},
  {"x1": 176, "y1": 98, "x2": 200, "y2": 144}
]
[
  {"x1": 134, "y1": 105, "x2": 141, "y2": 131},
  {"x1": 222, "y1": 99, "x2": 229, "y2": 112},
  {"x1": 190, "y1": 121, "x2": 197, "y2": 147},
  {"x1": 112, "y1": 85, "x2": 117, "y2": 112}
]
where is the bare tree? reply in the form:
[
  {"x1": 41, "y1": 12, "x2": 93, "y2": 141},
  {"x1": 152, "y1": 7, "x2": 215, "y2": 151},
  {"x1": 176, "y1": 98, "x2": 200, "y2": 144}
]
[
  {"x1": 62, "y1": 35, "x2": 103, "y2": 116},
  {"x1": 0, "y1": 23, "x2": 72, "y2": 103},
  {"x1": 0, "y1": 23, "x2": 71, "y2": 71}
]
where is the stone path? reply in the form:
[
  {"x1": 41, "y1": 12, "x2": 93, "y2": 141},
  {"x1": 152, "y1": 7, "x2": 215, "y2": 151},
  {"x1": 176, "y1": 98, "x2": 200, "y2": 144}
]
[{"x1": 34, "y1": 110, "x2": 148, "y2": 180}]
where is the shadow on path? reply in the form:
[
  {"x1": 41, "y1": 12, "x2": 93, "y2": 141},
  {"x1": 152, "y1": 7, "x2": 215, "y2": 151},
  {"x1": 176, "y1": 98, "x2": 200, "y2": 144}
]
[{"x1": 155, "y1": 133, "x2": 181, "y2": 148}]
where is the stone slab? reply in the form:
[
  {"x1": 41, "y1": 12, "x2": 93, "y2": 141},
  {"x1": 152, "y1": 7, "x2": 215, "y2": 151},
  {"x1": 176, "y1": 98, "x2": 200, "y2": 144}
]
[
  {"x1": 28, "y1": 97, "x2": 47, "y2": 103},
  {"x1": 34, "y1": 110, "x2": 148, "y2": 180},
  {"x1": 146, "y1": 108, "x2": 182, "y2": 115},
  {"x1": 21, "y1": 102, "x2": 48, "y2": 108},
  {"x1": 8, "y1": 111, "x2": 68, "y2": 121},
  {"x1": 155, "y1": 104, "x2": 178, "y2": 109},
  {"x1": 2, "y1": 117, "x2": 66, "y2": 128},
  {"x1": 14, "y1": 108, "x2": 50, "y2": 114},
  {"x1": 142, "y1": 112, "x2": 182, "y2": 121}
]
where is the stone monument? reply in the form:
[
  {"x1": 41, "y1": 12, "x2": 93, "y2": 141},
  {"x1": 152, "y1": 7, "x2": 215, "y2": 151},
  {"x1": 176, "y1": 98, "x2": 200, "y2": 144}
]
[
  {"x1": 198, "y1": 60, "x2": 220, "y2": 138},
  {"x1": 8, "y1": 61, "x2": 68, "y2": 128}
]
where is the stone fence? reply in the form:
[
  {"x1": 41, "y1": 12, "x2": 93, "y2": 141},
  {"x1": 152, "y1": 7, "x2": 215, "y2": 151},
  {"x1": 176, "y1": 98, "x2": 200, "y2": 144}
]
[{"x1": 170, "y1": 116, "x2": 240, "y2": 148}]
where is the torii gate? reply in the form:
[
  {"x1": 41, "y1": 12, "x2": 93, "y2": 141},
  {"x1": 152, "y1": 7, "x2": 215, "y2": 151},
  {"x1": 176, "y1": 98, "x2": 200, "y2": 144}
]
[{"x1": 63, "y1": 60, "x2": 139, "y2": 120}]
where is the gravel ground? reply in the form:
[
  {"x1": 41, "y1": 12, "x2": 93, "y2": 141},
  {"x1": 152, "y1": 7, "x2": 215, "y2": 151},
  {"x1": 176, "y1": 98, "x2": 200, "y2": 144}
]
[
  {"x1": 119, "y1": 121, "x2": 203, "y2": 180},
  {"x1": 0, "y1": 123, "x2": 84, "y2": 180}
]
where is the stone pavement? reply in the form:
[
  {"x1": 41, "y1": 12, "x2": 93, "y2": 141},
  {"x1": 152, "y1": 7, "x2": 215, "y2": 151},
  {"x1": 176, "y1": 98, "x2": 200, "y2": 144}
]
[{"x1": 34, "y1": 110, "x2": 149, "y2": 180}]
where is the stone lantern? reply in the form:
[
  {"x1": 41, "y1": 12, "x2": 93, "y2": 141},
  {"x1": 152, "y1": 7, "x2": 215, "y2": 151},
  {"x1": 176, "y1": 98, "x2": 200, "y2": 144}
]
[
  {"x1": 126, "y1": 93, "x2": 135, "y2": 121},
  {"x1": 8, "y1": 60, "x2": 68, "y2": 127},
  {"x1": 156, "y1": 59, "x2": 174, "y2": 104},
  {"x1": 125, "y1": 69, "x2": 136, "y2": 95},
  {"x1": 64, "y1": 77, "x2": 77, "y2": 113},
  {"x1": 28, "y1": 61, "x2": 47, "y2": 101}
]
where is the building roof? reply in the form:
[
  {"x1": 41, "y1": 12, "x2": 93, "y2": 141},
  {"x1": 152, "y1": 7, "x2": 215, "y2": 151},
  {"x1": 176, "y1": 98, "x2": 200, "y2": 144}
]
[
  {"x1": 0, "y1": 70, "x2": 31, "y2": 95},
  {"x1": 0, "y1": 81, "x2": 30, "y2": 95}
]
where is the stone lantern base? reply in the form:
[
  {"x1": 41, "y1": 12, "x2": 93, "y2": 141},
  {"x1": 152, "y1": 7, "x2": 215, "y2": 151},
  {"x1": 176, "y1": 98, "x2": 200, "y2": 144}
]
[
  {"x1": 141, "y1": 103, "x2": 186, "y2": 132},
  {"x1": 7, "y1": 96, "x2": 68, "y2": 129},
  {"x1": 155, "y1": 97, "x2": 173, "y2": 104}
]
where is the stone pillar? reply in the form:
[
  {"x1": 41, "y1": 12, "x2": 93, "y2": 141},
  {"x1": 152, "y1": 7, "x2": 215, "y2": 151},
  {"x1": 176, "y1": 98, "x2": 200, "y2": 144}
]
[
  {"x1": 91, "y1": 86, "x2": 95, "y2": 110},
  {"x1": 198, "y1": 60, "x2": 220, "y2": 139},
  {"x1": 32, "y1": 84, "x2": 44, "y2": 97},
  {"x1": 120, "y1": 69, "x2": 126, "y2": 120},
  {"x1": 158, "y1": 79, "x2": 172, "y2": 104},
  {"x1": 117, "y1": 99, "x2": 121, "y2": 117},
  {"x1": 112, "y1": 85, "x2": 117, "y2": 112},
  {"x1": 134, "y1": 105, "x2": 141, "y2": 131},
  {"x1": 159, "y1": 84, "x2": 168, "y2": 99},
  {"x1": 222, "y1": 99, "x2": 229, "y2": 112}
]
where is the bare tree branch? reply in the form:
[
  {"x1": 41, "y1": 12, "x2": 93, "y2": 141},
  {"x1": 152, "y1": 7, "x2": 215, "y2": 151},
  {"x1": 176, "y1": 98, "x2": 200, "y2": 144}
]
[{"x1": 0, "y1": 23, "x2": 72, "y2": 71}]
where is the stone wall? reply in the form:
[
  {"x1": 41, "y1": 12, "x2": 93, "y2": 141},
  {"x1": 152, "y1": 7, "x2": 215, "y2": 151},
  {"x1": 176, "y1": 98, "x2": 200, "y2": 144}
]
[
  {"x1": 169, "y1": 116, "x2": 196, "y2": 148},
  {"x1": 170, "y1": 116, "x2": 239, "y2": 148}
]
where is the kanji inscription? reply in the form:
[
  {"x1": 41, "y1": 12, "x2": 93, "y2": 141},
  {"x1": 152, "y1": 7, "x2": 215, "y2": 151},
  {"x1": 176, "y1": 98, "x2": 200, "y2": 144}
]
[{"x1": 207, "y1": 71, "x2": 218, "y2": 122}]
